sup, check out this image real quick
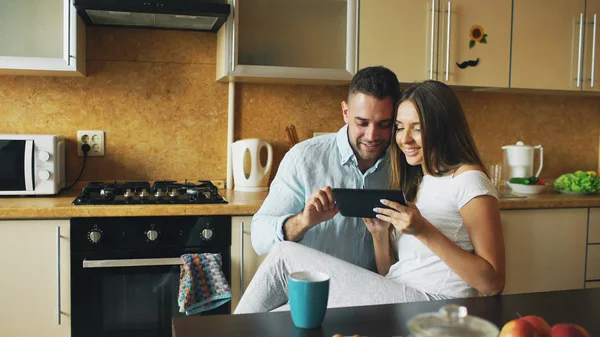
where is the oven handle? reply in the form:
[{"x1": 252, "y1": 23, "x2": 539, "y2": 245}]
[{"x1": 83, "y1": 257, "x2": 183, "y2": 268}]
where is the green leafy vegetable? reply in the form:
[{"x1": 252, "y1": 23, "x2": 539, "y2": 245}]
[{"x1": 553, "y1": 172, "x2": 600, "y2": 193}]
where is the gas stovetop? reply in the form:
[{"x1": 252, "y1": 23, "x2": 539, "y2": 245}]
[{"x1": 72, "y1": 180, "x2": 227, "y2": 205}]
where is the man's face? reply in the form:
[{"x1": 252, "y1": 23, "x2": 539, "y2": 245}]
[{"x1": 342, "y1": 93, "x2": 395, "y2": 170}]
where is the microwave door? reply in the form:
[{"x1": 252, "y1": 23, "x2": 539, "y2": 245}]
[{"x1": 0, "y1": 139, "x2": 34, "y2": 192}]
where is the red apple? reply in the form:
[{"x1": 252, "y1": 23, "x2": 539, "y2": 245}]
[
  {"x1": 551, "y1": 323, "x2": 591, "y2": 337},
  {"x1": 499, "y1": 318, "x2": 539, "y2": 337},
  {"x1": 520, "y1": 315, "x2": 551, "y2": 337}
]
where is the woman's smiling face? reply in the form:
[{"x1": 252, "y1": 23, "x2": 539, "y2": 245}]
[{"x1": 395, "y1": 101, "x2": 424, "y2": 167}]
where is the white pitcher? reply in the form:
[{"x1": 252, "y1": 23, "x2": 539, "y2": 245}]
[
  {"x1": 501, "y1": 141, "x2": 543, "y2": 179},
  {"x1": 231, "y1": 139, "x2": 273, "y2": 192}
]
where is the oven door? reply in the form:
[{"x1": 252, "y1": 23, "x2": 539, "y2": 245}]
[
  {"x1": 71, "y1": 248, "x2": 231, "y2": 337},
  {"x1": 0, "y1": 139, "x2": 33, "y2": 193}
]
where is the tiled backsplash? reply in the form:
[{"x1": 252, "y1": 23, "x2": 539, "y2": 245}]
[{"x1": 0, "y1": 28, "x2": 598, "y2": 183}]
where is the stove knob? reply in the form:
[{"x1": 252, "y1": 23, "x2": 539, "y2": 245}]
[
  {"x1": 88, "y1": 230, "x2": 102, "y2": 243},
  {"x1": 38, "y1": 151, "x2": 51, "y2": 162},
  {"x1": 38, "y1": 170, "x2": 51, "y2": 180},
  {"x1": 124, "y1": 189, "x2": 135, "y2": 199},
  {"x1": 146, "y1": 229, "x2": 159, "y2": 241},
  {"x1": 139, "y1": 189, "x2": 150, "y2": 198},
  {"x1": 201, "y1": 228, "x2": 214, "y2": 240}
]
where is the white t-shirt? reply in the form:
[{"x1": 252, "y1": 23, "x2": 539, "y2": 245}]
[{"x1": 385, "y1": 170, "x2": 498, "y2": 298}]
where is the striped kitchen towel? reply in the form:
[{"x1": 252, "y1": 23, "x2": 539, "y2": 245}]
[{"x1": 177, "y1": 253, "x2": 232, "y2": 315}]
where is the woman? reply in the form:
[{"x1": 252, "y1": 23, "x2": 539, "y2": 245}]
[{"x1": 234, "y1": 80, "x2": 505, "y2": 314}]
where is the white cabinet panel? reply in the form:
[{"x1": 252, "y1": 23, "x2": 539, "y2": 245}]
[
  {"x1": 230, "y1": 216, "x2": 266, "y2": 312},
  {"x1": 585, "y1": 281, "x2": 600, "y2": 288},
  {"x1": 0, "y1": 220, "x2": 71, "y2": 337},
  {"x1": 502, "y1": 208, "x2": 587, "y2": 294},
  {"x1": 588, "y1": 208, "x2": 600, "y2": 243},
  {"x1": 586, "y1": 245, "x2": 600, "y2": 280}
]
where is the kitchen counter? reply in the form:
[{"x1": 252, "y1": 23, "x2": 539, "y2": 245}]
[
  {"x1": 498, "y1": 189, "x2": 600, "y2": 209},
  {"x1": 2, "y1": 188, "x2": 600, "y2": 219},
  {"x1": 0, "y1": 189, "x2": 268, "y2": 219}
]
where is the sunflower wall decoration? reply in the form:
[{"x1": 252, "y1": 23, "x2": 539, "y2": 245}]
[{"x1": 469, "y1": 25, "x2": 487, "y2": 48}]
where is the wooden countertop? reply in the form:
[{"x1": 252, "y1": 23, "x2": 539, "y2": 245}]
[
  {"x1": 0, "y1": 189, "x2": 268, "y2": 219},
  {"x1": 2, "y1": 187, "x2": 600, "y2": 219},
  {"x1": 498, "y1": 189, "x2": 600, "y2": 209}
]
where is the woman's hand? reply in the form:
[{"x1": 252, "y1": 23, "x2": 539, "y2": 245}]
[
  {"x1": 362, "y1": 217, "x2": 390, "y2": 241},
  {"x1": 373, "y1": 200, "x2": 430, "y2": 236}
]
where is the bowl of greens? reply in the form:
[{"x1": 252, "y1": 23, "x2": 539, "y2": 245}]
[{"x1": 553, "y1": 171, "x2": 600, "y2": 194}]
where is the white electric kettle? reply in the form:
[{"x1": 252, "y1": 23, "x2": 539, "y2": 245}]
[
  {"x1": 501, "y1": 141, "x2": 543, "y2": 179},
  {"x1": 231, "y1": 138, "x2": 273, "y2": 192}
]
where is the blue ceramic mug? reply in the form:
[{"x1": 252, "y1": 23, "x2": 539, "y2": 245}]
[{"x1": 287, "y1": 271, "x2": 330, "y2": 329}]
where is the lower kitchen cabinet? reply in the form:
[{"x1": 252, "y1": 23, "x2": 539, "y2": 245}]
[
  {"x1": 501, "y1": 208, "x2": 588, "y2": 295},
  {"x1": 0, "y1": 219, "x2": 71, "y2": 337},
  {"x1": 587, "y1": 208, "x2": 600, "y2": 285},
  {"x1": 586, "y1": 281, "x2": 600, "y2": 289},
  {"x1": 230, "y1": 216, "x2": 266, "y2": 312}
]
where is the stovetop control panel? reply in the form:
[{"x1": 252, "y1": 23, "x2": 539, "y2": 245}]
[{"x1": 71, "y1": 215, "x2": 231, "y2": 251}]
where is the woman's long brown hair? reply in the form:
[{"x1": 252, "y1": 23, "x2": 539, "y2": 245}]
[{"x1": 390, "y1": 81, "x2": 488, "y2": 201}]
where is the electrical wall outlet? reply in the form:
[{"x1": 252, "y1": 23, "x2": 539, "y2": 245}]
[{"x1": 77, "y1": 130, "x2": 105, "y2": 156}]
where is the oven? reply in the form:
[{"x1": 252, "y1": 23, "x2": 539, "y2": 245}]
[{"x1": 70, "y1": 215, "x2": 231, "y2": 337}]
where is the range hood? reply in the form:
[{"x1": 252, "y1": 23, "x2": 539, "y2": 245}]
[{"x1": 73, "y1": 0, "x2": 231, "y2": 32}]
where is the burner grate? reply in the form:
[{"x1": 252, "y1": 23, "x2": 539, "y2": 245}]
[{"x1": 72, "y1": 180, "x2": 227, "y2": 205}]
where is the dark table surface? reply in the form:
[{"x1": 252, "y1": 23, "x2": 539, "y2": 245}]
[{"x1": 172, "y1": 288, "x2": 600, "y2": 337}]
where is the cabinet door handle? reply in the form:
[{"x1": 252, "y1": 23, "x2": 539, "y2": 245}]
[
  {"x1": 56, "y1": 226, "x2": 61, "y2": 326},
  {"x1": 350, "y1": 0, "x2": 358, "y2": 74},
  {"x1": 592, "y1": 14, "x2": 598, "y2": 87},
  {"x1": 577, "y1": 13, "x2": 584, "y2": 88},
  {"x1": 429, "y1": 0, "x2": 437, "y2": 80},
  {"x1": 240, "y1": 221, "x2": 245, "y2": 295},
  {"x1": 445, "y1": 1, "x2": 452, "y2": 82},
  {"x1": 63, "y1": 0, "x2": 71, "y2": 65},
  {"x1": 231, "y1": 0, "x2": 237, "y2": 72}
]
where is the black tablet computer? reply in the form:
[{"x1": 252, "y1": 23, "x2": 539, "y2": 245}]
[{"x1": 331, "y1": 188, "x2": 407, "y2": 218}]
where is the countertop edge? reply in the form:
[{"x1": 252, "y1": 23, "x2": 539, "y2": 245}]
[{"x1": 3, "y1": 189, "x2": 600, "y2": 219}]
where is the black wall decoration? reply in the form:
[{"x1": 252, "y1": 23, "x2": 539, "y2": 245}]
[{"x1": 457, "y1": 58, "x2": 480, "y2": 69}]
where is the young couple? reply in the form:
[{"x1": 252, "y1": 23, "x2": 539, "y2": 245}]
[{"x1": 235, "y1": 66, "x2": 505, "y2": 314}]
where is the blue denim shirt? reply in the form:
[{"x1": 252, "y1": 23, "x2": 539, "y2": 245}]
[{"x1": 250, "y1": 124, "x2": 391, "y2": 271}]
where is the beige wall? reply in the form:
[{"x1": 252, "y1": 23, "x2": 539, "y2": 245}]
[{"x1": 0, "y1": 28, "x2": 598, "y2": 183}]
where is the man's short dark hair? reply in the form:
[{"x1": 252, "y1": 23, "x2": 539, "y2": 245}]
[{"x1": 348, "y1": 66, "x2": 400, "y2": 105}]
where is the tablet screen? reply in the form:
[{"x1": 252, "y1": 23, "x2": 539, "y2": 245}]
[{"x1": 331, "y1": 188, "x2": 407, "y2": 218}]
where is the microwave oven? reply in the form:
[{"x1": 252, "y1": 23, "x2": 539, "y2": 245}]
[{"x1": 0, "y1": 134, "x2": 65, "y2": 195}]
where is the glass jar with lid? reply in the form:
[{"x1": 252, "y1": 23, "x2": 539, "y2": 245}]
[{"x1": 407, "y1": 304, "x2": 499, "y2": 337}]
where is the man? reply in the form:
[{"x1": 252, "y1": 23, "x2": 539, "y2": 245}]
[{"x1": 251, "y1": 66, "x2": 400, "y2": 271}]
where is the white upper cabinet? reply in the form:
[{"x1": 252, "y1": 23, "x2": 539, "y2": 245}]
[
  {"x1": 216, "y1": 0, "x2": 357, "y2": 84},
  {"x1": 0, "y1": 0, "x2": 86, "y2": 76},
  {"x1": 359, "y1": 0, "x2": 511, "y2": 88},
  {"x1": 359, "y1": 1, "x2": 437, "y2": 84},
  {"x1": 583, "y1": 1, "x2": 600, "y2": 91},
  {"x1": 511, "y1": 0, "x2": 584, "y2": 91},
  {"x1": 437, "y1": 0, "x2": 512, "y2": 87}
]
